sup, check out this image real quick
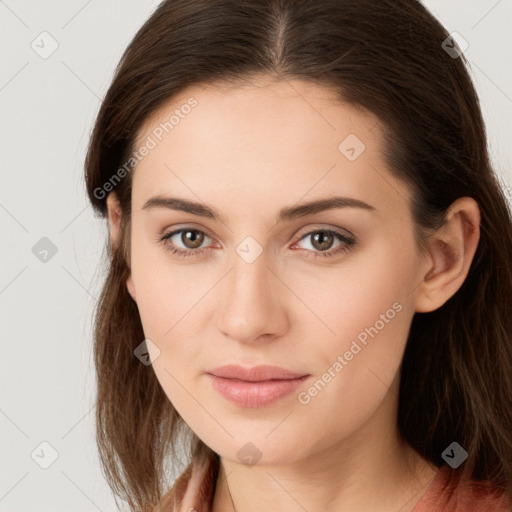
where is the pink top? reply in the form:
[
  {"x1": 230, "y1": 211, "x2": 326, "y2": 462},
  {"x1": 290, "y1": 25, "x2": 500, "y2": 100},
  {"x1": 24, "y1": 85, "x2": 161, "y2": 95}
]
[{"x1": 154, "y1": 450, "x2": 511, "y2": 512}]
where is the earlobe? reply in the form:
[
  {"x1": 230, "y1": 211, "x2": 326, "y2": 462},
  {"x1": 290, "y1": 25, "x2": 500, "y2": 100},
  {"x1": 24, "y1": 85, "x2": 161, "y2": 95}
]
[{"x1": 414, "y1": 197, "x2": 480, "y2": 313}]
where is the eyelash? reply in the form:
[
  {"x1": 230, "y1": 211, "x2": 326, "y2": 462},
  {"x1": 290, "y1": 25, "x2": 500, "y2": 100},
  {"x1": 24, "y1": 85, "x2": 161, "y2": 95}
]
[{"x1": 158, "y1": 227, "x2": 356, "y2": 259}]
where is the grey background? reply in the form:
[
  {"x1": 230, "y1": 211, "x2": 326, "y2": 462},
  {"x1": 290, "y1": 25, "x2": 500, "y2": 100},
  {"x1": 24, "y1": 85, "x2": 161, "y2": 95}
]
[{"x1": 1, "y1": 1, "x2": 511, "y2": 510}]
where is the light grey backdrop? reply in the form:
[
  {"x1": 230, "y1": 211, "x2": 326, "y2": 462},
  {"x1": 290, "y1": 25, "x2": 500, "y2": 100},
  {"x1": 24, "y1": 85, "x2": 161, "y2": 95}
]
[{"x1": 1, "y1": 1, "x2": 511, "y2": 511}]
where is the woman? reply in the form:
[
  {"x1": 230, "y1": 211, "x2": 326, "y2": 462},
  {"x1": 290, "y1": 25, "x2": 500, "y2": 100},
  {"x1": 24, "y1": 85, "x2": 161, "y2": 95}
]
[{"x1": 84, "y1": 1, "x2": 512, "y2": 511}]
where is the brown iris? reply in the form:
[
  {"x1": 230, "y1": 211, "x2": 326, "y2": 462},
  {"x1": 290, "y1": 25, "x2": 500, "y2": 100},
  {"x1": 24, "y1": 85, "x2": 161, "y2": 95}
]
[
  {"x1": 181, "y1": 230, "x2": 205, "y2": 249},
  {"x1": 310, "y1": 231, "x2": 335, "y2": 251}
]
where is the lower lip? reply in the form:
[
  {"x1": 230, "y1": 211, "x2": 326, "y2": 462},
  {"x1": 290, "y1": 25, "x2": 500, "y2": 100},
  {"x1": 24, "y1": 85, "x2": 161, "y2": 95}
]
[{"x1": 207, "y1": 374, "x2": 310, "y2": 408}]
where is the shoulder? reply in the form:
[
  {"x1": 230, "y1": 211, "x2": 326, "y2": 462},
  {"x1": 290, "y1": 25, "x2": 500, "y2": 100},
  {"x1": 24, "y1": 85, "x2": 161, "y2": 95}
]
[
  {"x1": 459, "y1": 478, "x2": 512, "y2": 512},
  {"x1": 415, "y1": 465, "x2": 512, "y2": 512}
]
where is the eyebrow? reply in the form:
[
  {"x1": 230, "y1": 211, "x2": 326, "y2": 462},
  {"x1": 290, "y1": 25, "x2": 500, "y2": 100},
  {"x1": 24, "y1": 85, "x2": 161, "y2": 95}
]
[{"x1": 142, "y1": 194, "x2": 376, "y2": 223}]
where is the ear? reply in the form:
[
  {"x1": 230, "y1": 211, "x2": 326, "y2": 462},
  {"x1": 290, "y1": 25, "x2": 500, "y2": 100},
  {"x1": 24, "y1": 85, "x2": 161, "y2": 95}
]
[
  {"x1": 106, "y1": 192, "x2": 136, "y2": 303},
  {"x1": 414, "y1": 197, "x2": 480, "y2": 313}
]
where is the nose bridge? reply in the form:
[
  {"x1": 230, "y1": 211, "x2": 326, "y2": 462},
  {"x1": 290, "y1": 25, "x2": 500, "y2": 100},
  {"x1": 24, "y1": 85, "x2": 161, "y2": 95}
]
[
  {"x1": 232, "y1": 245, "x2": 268, "y2": 295},
  {"x1": 229, "y1": 230, "x2": 272, "y2": 297},
  {"x1": 216, "y1": 240, "x2": 285, "y2": 342},
  {"x1": 228, "y1": 245, "x2": 271, "y2": 314}
]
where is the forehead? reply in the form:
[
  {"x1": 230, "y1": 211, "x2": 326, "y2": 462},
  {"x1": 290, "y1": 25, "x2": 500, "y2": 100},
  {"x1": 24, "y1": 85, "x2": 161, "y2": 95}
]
[
  {"x1": 135, "y1": 77, "x2": 377, "y2": 151},
  {"x1": 130, "y1": 78, "x2": 410, "y2": 219}
]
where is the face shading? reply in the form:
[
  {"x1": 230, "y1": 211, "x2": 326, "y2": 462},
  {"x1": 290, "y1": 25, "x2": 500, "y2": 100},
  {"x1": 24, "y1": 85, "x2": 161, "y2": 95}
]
[{"x1": 122, "y1": 76, "x2": 430, "y2": 466}]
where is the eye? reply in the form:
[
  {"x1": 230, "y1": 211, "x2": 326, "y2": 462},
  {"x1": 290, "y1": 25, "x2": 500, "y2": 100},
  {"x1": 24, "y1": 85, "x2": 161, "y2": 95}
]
[
  {"x1": 158, "y1": 226, "x2": 356, "y2": 259},
  {"x1": 292, "y1": 228, "x2": 356, "y2": 259},
  {"x1": 159, "y1": 228, "x2": 213, "y2": 258}
]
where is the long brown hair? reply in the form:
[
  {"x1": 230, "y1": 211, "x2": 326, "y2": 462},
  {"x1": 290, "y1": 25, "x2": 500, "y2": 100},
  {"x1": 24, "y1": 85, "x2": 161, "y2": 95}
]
[{"x1": 84, "y1": 1, "x2": 512, "y2": 510}]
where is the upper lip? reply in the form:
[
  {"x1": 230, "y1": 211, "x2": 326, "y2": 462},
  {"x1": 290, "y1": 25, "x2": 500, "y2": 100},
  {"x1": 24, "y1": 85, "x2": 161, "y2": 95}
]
[{"x1": 207, "y1": 364, "x2": 309, "y2": 382}]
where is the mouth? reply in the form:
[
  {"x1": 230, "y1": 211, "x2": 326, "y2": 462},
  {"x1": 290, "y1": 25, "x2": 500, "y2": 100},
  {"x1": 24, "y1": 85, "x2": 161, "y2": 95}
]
[
  {"x1": 207, "y1": 364, "x2": 309, "y2": 381},
  {"x1": 205, "y1": 365, "x2": 310, "y2": 408}
]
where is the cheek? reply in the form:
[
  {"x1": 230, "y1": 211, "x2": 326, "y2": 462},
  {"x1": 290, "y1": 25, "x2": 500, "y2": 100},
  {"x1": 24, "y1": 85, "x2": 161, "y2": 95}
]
[
  {"x1": 293, "y1": 243, "x2": 415, "y2": 400},
  {"x1": 292, "y1": 239, "x2": 414, "y2": 347},
  {"x1": 129, "y1": 230, "x2": 200, "y2": 333}
]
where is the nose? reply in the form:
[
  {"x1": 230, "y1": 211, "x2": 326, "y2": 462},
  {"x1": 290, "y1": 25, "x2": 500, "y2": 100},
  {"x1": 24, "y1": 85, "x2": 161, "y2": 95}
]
[{"x1": 216, "y1": 251, "x2": 289, "y2": 344}]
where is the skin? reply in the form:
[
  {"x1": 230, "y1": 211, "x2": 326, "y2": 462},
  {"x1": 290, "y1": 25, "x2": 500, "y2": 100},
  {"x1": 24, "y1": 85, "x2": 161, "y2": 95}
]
[{"x1": 106, "y1": 76, "x2": 480, "y2": 512}]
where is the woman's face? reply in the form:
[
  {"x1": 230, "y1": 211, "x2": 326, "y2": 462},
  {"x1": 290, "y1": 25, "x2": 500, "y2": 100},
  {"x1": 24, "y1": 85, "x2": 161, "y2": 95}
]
[{"x1": 122, "y1": 77, "x2": 431, "y2": 465}]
